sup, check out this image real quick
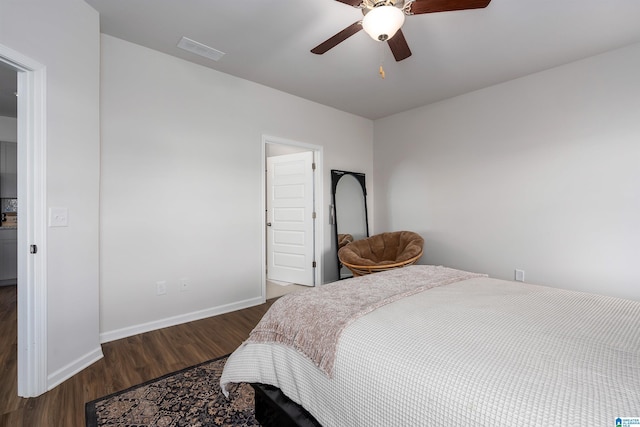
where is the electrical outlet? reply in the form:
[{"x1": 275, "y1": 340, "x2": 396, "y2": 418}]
[
  {"x1": 180, "y1": 278, "x2": 189, "y2": 292},
  {"x1": 514, "y1": 269, "x2": 525, "y2": 282},
  {"x1": 156, "y1": 281, "x2": 167, "y2": 296}
]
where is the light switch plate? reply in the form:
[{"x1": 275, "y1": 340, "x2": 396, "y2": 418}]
[{"x1": 48, "y1": 207, "x2": 69, "y2": 227}]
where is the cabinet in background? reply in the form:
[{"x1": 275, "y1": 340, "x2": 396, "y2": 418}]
[
  {"x1": 0, "y1": 141, "x2": 17, "y2": 199},
  {"x1": 0, "y1": 228, "x2": 17, "y2": 283}
]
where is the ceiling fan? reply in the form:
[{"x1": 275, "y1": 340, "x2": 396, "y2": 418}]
[{"x1": 311, "y1": 0, "x2": 492, "y2": 62}]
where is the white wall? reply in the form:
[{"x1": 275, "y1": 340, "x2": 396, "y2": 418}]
[
  {"x1": 0, "y1": 116, "x2": 17, "y2": 142},
  {"x1": 0, "y1": 0, "x2": 102, "y2": 386},
  {"x1": 99, "y1": 35, "x2": 373, "y2": 340},
  {"x1": 373, "y1": 42, "x2": 640, "y2": 301}
]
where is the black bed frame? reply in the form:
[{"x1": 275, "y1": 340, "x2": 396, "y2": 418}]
[{"x1": 251, "y1": 383, "x2": 323, "y2": 427}]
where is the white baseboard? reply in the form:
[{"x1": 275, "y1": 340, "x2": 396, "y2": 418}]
[
  {"x1": 99, "y1": 296, "x2": 265, "y2": 344},
  {"x1": 47, "y1": 347, "x2": 104, "y2": 391}
]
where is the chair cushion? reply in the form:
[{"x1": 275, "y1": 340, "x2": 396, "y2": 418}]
[{"x1": 338, "y1": 231, "x2": 424, "y2": 267}]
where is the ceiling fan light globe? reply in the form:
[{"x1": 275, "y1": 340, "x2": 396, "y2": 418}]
[{"x1": 362, "y1": 5, "x2": 405, "y2": 42}]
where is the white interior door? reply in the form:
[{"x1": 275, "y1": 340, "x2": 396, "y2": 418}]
[{"x1": 266, "y1": 151, "x2": 315, "y2": 286}]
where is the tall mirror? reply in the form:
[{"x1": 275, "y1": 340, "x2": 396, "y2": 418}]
[{"x1": 331, "y1": 170, "x2": 369, "y2": 279}]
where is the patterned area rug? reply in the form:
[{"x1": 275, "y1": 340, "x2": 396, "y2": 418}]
[{"x1": 85, "y1": 355, "x2": 258, "y2": 427}]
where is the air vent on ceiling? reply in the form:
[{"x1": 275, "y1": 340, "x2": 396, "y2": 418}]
[{"x1": 177, "y1": 37, "x2": 225, "y2": 61}]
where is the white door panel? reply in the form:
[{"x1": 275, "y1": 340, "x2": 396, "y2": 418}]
[{"x1": 267, "y1": 151, "x2": 315, "y2": 286}]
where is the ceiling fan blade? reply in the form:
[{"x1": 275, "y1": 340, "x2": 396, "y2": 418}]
[
  {"x1": 335, "y1": 0, "x2": 363, "y2": 6},
  {"x1": 388, "y1": 29, "x2": 412, "y2": 61},
  {"x1": 409, "y1": 0, "x2": 491, "y2": 15},
  {"x1": 311, "y1": 22, "x2": 362, "y2": 55}
]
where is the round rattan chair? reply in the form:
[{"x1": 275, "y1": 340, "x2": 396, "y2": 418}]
[{"x1": 338, "y1": 231, "x2": 424, "y2": 277}]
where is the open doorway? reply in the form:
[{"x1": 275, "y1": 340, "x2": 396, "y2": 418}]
[
  {"x1": 0, "y1": 64, "x2": 18, "y2": 286},
  {"x1": 262, "y1": 136, "x2": 323, "y2": 300},
  {"x1": 0, "y1": 60, "x2": 19, "y2": 410}
]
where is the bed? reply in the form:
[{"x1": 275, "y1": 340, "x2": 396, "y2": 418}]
[{"x1": 220, "y1": 265, "x2": 640, "y2": 426}]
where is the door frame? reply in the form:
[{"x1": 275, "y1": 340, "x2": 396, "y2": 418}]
[
  {"x1": 262, "y1": 135, "x2": 323, "y2": 299},
  {"x1": 0, "y1": 44, "x2": 48, "y2": 397}
]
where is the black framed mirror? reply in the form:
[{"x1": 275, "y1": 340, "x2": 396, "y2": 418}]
[{"x1": 331, "y1": 169, "x2": 369, "y2": 279}]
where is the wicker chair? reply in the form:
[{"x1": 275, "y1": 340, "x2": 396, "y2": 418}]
[{"x1": 338, "y1": 231, "x2": 424, "y2": 277}]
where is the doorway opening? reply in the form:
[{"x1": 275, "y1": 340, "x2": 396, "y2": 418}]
[
  {"x1": 0, "y1": 63, "x2": 18, "y2": 287},
  {"x1": 262, "y1": 136, "x2": 323, "y2": 300}
]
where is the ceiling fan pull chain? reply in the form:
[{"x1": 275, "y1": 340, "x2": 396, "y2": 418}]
[{"x1": 378, "y1": 43, "x2": 386, "y2": 79}]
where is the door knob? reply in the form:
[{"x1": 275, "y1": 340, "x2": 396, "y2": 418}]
[{"x1": 266, "y1": 222, "x2": 272, "y2": 227}]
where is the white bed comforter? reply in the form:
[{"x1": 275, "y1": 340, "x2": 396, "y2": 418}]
[{"x1": 221, "y1": 266, "x2": 640, "y2": 426}]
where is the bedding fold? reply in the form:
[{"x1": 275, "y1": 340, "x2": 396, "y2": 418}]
[{"x1": 245, "y1": 265, "x2": 485, "y2": 376}]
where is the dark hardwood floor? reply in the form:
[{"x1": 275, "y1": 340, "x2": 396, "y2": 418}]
[{"x1": 0, "y1": 285, "x2": 276, "y2": 426}]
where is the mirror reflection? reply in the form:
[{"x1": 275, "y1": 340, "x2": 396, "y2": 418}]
[{"x1": 331, "y1": 170, "x2": 369, "y2": 279}]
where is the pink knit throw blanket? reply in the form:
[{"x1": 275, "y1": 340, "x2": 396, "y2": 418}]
[{"x1": 246, "y1": 265, "x2": 486, "y2": 377}]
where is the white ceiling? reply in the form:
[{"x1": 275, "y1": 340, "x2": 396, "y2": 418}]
[{"x1": 4, "y1": 1, "x2": 640, "y2": 120}]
